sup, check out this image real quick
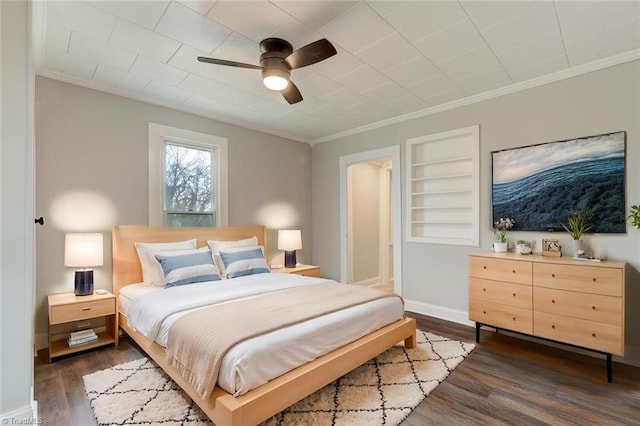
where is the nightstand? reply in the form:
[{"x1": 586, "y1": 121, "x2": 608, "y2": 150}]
[
  {"x1": 272, "y1": 265, "x2": 320, "y2": 277},
  {"x1": 47, "y1": 291, "x2": 118, "y2": 362}
]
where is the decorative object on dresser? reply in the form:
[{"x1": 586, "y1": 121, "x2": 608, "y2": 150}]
[
  {"x1": 469, "y1": 252, "x2": 625, "y2": 383},
  {"x1": 560, "y1": 209, "x2": 594, "y2": 257},
  {"x1": 542, "y1": 238, "x2": 561, "y2": 257},
  {"x1": 272, "y1": 264, "x2": 320, "y2": 277},
  {"x1": 493, "y1": 217, "x2": 514, "y2": 253},
  {"x1": 516, "y1": 240, "x2": 534, "y2": 255},
  {"x1": 278, "y1": 229, "x2": 302, "y2": 268},
  {"x1": 629, "y1": 204, "x2": 640, "y2": 230},
  {"x1": 64, "y1": 233, "x2": 104, "y2": 295},
  {"x1": 48, "y1": 291, "x2": 118, "y2": 362}
]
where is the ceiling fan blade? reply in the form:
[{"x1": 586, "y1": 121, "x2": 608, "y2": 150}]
[
  {"x1": 285, "y1": 39, "x2": 337, "y2": 69},
  {"x1": 281, "y1": 81, "x2": 303, "y2": 104},
  {"x1": 197, "y1": 56, "x2": 262, "y2": 70}
]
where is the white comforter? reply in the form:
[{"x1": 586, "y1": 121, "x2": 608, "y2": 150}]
[
  {"x1": 127, "y1": 273, "x2": 333, "y2": 341},
  {"x1": 125, "y1": 273, "x2": 404, "y2": 395}
]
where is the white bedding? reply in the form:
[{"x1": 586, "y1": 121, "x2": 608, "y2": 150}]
[{"x1": 120, "y1": 274, "x2": 403, "y2": 395}]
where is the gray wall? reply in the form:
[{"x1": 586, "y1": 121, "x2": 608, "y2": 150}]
[
  {"x1": 312, "y1": 61, "x2": 640, "y2": 364},
  {"x1": 1, "y1": 0, "x2": 35, "y2": 417},
  {"x1": 34, "y1": 77, "x2": 312, "y2": 338}
]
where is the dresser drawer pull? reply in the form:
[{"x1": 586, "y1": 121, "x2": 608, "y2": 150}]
[
  {"x1": 483, "y1": 266, "x2": 487, "y2": 269},
  {"x1": 552, "y1": 325, "x2": 556, "y2": 329},
  {"x1": 82, "y1": 307, "x2": 91, "y2": 311},
  {"x1": 512, "y1": 317, "x2": 516, "y2": 321},
  {"x1": 551, "y1": 273, "x2": 555, "y2": 278},
  {"x1": 512, "y1": 270, "x2": 516, "y2": 273},
  {"x1": 551, "y1": 299, "x2": 555, "y2": 303},
  {"x1": 512, "y1": 293, "x2": 516, "y2": 297},
  {"x1": 592, "y1": 278, "x2": 596, "y2": 282},
  {"x1": 482, "y1": 288, "x2": 486, "y2": 292},
  {"x1": 592, "y1": 333, "x2": 596, "y2": 337},
  {"x1": 483, "y1": 310, "x2": 486, "y2": 314},
  {"x1": 592, "y1": 306, "x2": 596, "y2": 310}
]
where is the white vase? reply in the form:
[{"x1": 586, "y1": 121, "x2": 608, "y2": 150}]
[
  {"x1": 494, "y1": 242, "x2": 507, "y2": 253},
  {"x1": 572, "y1": 239, "x2": 584, "y2": 256}
]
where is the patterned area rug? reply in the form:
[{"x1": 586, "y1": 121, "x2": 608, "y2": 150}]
[{"x1": 83, "y1": 330, "x2": 474, "y2": 425}]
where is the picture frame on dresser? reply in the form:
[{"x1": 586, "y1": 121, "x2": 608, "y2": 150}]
[{"x1": 542, "y1": 238, "x2": 561, "y2": 257}]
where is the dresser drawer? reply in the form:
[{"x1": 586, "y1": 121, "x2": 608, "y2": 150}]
[
  {"x1": 49, "y1": 298, "x2": 115, "y2": 324},
  {"x1": 470, "y1": 299, "x2": 532, "y2": 334},
  {"x1": 533, "y1": 263, "x2": 622, "y2": 296},
  {"x1": 469, "y1": 277, "x2": 532, "y2": 310},
  {"x1": 533, "y1": 287, "x2": 622, "y2": 326},
  {"x1": 534, "y1": 311, "x2": 622, "y2": 355},
  {"x1": 469, "y1": 256, "x2": 532, "y2": 285}
]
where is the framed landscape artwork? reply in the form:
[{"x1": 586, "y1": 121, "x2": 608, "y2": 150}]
[{"x1": 492, "y1": 131, "x2": 626, "y2": 233}]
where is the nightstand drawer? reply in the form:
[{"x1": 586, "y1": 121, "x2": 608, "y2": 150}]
[
  {"x1": 290, "y1": 268, "x2": 320, "y2": 277},
  {"x1": 50, "y1": 298, "x2": 115, "y2": 324}
]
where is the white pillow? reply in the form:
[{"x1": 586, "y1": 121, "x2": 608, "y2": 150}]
[
  {"x1": 155, "y1": 248, "x2": 221, "y2": 288},
  {"x1": 207, "y1": 237, "x2": 259, "y2": 277},
  {"x1": 134, "y1": 239, "x2": 197, "y2": 286}
]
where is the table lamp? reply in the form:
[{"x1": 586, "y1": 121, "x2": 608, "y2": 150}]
[
  {"x1": 278, "y1": 229, "x2": 302, "y2": 268},
  {"x1": 65, "y1": 233, "x2": 103, "y2": 296}
]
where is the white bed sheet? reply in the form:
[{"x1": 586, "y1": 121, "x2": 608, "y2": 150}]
[{"x1": 119, "y1": 275, "x2": 403, "y2": 396}]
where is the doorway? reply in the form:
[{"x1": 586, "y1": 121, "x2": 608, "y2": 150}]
[{"x1": 339, "y1": 146, "x2": 401, "y2": 295}]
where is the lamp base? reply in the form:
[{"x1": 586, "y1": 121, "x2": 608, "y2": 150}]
[
  {"x1": 75, "y1": 270, "x2": 94, "y2": 296},
  {"x1": 284, "y1": 250, "x2": 297, "y2": 268}
]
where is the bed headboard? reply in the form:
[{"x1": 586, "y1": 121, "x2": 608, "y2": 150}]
[{"x1": 112, "y1": 225, "x2": 267, "y2": 296}]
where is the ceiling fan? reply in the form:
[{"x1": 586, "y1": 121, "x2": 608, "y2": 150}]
[{"x1": 197, "y1": 37, "x2": 337, "y2": 104}]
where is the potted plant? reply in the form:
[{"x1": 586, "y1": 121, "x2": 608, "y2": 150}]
[
  {"x1": 629, "y1": 204, "x2": 640, "y2": 230},
  {"x1": 493, "y1": 217, "x2": 515, "y2": 253},
  {"x1": 560, "y1": 209, "x2": 594, "y2": 256}
]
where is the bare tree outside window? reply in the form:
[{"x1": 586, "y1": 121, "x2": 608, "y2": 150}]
[{"x1": 164, "y1": 142, "x2": 216, "y2": 226}]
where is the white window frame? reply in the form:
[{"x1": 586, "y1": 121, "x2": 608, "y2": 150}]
[
  {"x1": 405, "y1": 125, "x2": 480, "y2": 246},
  {"x1": 148, "y1": 123, "x2": 228, "y2": 226}
]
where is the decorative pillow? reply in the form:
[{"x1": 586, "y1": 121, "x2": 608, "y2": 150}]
[
  {"x1": 134, "y1": 239, "x2": 197, "y2": 286},
  {"x1": 155, "y1": 249, "x2": 221, "y2": 288},
  {"x1": 207, "y1": 237, "x2": 259, "y2": 277},
  {"x1": 219, "y1": 247, "x2": 270, "y2": 279}
]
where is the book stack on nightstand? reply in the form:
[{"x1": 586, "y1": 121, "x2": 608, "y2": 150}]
[{"x1": 67, "y1": 329, "x2": 98, "y2": 347}]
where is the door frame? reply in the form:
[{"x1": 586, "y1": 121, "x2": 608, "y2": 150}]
[{"x1": 339, "y1": 146, "x2": 402, "y2": 295}]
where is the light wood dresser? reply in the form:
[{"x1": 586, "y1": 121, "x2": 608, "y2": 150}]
[{"x1": 469, "y1": 252, "x2": 625, "y2": 382}]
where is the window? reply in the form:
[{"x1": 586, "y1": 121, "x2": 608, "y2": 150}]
[{"x1": 149, "y1": 123, "x2": 228, "y2": 227}]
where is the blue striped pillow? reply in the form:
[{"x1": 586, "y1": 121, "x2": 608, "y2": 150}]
[
  {"x1": 219, "y1": 247, "x2": 270, "y2": 279},
  {"x1": 155, "y1": 249, "x2": 221, "y2": 288}
]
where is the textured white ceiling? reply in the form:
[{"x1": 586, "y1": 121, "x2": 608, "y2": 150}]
[{"x1": 35, "y1": 1, "x2": 640, "y2": 143}]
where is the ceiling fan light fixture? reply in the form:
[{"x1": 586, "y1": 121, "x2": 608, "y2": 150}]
[{"x1": 262, "y1": 68, "x2": 289, "y2": 91}]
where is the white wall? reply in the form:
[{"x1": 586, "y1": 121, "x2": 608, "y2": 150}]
[
  {"x1": 0, "y1": 0, "x2": 36, "y2": 419},
  {"x1": 350, "y1": 162, "x2": 380, "y2": 284},
  {"x1": 312, "y1": 61, "x2": 640, "y2": 364},
  {"x1": 34, "y1": 77, "x2": 312, "y2": 339}
]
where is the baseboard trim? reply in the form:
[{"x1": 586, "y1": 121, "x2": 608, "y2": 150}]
[
  {"x1": 0, "y1": 387, "x2": 39, "y2": 424},
  {"x1": 404, "y1": 299, "x2": 474, "y2": 327}
]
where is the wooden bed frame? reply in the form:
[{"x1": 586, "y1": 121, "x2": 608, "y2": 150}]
[{"x1": 112, "y1": 225, "x2": 416, "y2": 426}]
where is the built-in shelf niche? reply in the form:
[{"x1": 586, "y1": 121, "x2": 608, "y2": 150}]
[{"x1": 406, "y1": 125, "x2": 479, "y2": 246}]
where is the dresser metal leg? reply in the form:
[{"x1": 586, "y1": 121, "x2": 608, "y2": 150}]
[
  {"x1": 475, "y1": 322, "x2": 481, "y2": 343},
  {"x1": 607, "y1": 353, "x2": 612, "y2": 383}
]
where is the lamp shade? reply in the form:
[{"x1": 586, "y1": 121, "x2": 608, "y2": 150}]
[
  {"x1": 64, "y1": 233, "x2": 104, "y2": 267},
  {"x1": 278, "y1": 230, "x2": 302, "y2": 251}
]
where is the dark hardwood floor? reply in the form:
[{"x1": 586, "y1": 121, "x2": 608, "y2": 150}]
[{"x1": 34, "y1": 313, "x2": 640, "y2": 425}]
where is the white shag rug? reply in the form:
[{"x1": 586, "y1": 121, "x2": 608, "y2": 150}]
[{"x1": 84, "y1": 330, "x2": 475, "y2": 425}]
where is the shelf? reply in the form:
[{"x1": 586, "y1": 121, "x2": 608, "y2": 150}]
[
  {"x1": 411, "y1": 173, "x2": 473, "y2": 182},
  {"x1": 49, "y1": 331, "x2": 115, "y2": 359},
  {"x1": 411, "y1": 156, "x2": 472, "y2": 167},
  {"x1": 412, "y1": 189, "x2": 472, "y2": 196},
  {"x1": 412, "y1": 206, "x2": 471, "y2": 210},
  {"x1": 412, "y1": 220, "x2": 473, "y2": 225}
]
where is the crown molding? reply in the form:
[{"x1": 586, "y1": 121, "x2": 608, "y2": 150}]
[{"x1": 310, "y1": 49, "x2": 640, "y2": 145}]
